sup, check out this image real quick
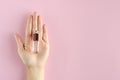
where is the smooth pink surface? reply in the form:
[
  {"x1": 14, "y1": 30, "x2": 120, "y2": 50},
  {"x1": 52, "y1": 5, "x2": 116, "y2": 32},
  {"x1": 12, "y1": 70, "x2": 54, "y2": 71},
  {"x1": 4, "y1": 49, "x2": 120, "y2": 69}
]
[{"x1": 0, "y1": 0, "x2": 120, "y2": 80}]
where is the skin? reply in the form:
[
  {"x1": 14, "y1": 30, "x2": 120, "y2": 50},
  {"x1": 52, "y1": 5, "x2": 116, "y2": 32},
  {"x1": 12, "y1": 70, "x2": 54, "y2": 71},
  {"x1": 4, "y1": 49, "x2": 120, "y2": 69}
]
[{"x1": 14, "y1": 12, "x2": 49, "y2": 80}]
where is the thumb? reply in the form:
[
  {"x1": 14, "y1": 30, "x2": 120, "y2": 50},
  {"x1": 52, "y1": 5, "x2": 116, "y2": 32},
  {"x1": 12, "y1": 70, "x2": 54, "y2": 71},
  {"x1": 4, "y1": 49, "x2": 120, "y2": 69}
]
[{"x1": 14, "y1": 33, "x2": 24, "y2": 51}]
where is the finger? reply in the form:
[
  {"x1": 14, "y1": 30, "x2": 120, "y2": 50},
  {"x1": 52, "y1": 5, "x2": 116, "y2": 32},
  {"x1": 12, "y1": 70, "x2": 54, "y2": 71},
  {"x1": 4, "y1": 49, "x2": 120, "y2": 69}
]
[
  {"x1": 42, "y1": 24, "x2": 49, "y2": 43},
  {"x1": 14, "y1": 33, "x2": 24, "y2": 51},
  {"x1": 38, "y1": 15, "x2": 42, "y2": 40},
  {"x1": 25, "y1": 15, "x2": 32, "y2": 49},
  {"x1": 32, "y1": 12, "x2": 38, "y2": 34}
]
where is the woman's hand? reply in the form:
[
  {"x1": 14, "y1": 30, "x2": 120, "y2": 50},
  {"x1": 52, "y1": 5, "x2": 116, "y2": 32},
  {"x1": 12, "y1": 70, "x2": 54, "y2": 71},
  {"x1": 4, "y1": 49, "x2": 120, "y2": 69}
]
[{"x1": 14, "y1": 12, "x2": 49, "y2": 68}]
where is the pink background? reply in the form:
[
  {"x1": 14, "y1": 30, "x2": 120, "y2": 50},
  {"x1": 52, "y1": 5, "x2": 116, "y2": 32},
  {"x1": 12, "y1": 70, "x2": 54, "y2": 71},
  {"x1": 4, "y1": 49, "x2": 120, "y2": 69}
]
[{"x1": 0, "y1": 0, "x2": 120, "y2": 80}]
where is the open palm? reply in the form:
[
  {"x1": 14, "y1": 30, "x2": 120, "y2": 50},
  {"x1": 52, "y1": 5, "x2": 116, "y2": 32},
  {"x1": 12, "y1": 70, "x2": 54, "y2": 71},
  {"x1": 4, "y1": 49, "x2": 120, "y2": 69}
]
[{"x1": 14, "y1": 12, "x2": 49, "y2": 67}]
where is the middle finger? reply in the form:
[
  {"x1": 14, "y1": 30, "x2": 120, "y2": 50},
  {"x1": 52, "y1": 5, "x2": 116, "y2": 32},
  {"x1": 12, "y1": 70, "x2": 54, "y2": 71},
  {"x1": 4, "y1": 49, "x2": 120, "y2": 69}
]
[{"x1": 32, "y1": 12, "x2": 38, "y2": 34}]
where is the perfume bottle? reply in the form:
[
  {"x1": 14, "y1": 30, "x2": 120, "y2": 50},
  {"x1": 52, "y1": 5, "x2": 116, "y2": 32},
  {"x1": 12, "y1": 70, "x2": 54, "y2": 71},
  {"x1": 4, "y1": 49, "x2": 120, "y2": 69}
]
[{"x1": 32, "y1": 30, "x2": 39, "y2": 53}]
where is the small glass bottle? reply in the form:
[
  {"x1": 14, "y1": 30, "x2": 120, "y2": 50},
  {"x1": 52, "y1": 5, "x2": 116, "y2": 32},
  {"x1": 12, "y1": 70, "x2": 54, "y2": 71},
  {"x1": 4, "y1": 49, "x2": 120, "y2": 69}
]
[{"x1": 32, "y1": 30, "x2": 39, "y2": 53}]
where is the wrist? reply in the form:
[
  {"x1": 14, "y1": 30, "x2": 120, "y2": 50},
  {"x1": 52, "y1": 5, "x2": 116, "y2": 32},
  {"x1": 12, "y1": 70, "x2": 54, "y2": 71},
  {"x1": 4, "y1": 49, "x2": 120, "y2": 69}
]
[
  {"x1": 26, "y1": 66, "x2": 45, "y2": 80},
  {"x1": 25, "y1": 63, "x2": 45, "y2": 68},
  {"x1": 26, "y1": 65, "x2": 44, "y2": 72}
]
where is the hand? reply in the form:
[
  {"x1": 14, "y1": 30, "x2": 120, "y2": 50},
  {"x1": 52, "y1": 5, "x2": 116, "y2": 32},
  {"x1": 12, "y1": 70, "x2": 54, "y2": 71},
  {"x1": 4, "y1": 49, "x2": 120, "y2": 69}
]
[{"x1": 14, "y1": 12, "x2": 49, "y2": 68}]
